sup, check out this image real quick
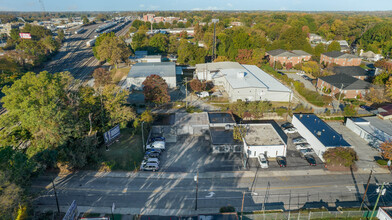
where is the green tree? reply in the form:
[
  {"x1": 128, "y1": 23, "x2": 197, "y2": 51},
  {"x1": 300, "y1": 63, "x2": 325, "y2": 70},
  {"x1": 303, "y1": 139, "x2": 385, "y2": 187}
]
[
  {"x1": 314, "y1": 43, "x2": 326, "y2": 57},
  {"x1": 343, "y1": 104, "x2": 357, "y2": 117},
  {"x1": 142, "y1": 74, "x2": 171, "y2": 104},
  {"x1": 57, "y1": 29, "x2": 65, "y2": 41},
  {"x1": 323, "y1": 147, "x2": 358, "y2": 168},
  {"x1": 96, "y1": 35, "x2": 131, "y2": 68},
  {"x1": 148, "y1": 33, "x2": 169, "y2": 54},
  {"x1": 82, "y1": 16, "x2": 89, "y2": 25},
  {"x1": 327, "y1": 41, "x2": 341, "y2": 52}
]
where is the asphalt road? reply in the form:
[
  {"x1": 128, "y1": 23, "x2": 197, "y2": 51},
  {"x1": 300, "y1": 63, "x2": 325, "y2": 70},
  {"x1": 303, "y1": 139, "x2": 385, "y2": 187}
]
[{"x1": 32, "y1": 171, "x2": 392, "y2": 213}]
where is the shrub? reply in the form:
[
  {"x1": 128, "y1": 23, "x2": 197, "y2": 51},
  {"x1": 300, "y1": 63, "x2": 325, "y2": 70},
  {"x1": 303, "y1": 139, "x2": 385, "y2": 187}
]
[
  {"x1": 323, "y1": 148, "x2": 358, "y2": 167},
  {"x1": 376, "y1": 159, "x2": 388, "y2": 166},
  {"x1": 220, "y1": 206, "x2": 235, "y2": 213}
]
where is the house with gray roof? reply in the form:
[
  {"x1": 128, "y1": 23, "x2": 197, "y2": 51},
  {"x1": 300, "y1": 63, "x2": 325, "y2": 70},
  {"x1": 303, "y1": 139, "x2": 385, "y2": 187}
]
[
  {"x1": 266, "y1": 49, "x2": 311, "y2": 67},
  {"x1": 125, "y1": 62, "x2": 177, "y2": 89},
  {"x1": 332, "y1": 66, "x2": 368, "y2": 80},
  {"x1": 195, "y1": 62, "x2": 292, "y2": 102},
  {"x1": 320, "y1": 51, "x2": 361, "y2": 66},
  {"x1": 316, "y1": 74, "x2": 371, "y2": 99}
]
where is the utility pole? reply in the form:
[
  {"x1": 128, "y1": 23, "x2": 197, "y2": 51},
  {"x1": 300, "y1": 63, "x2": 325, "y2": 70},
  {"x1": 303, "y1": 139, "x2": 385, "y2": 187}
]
[
  {"x1": 185, "y1": 77, "x2": 188, "y2": 109},
  {"x1": 52, "y1": 178, "x2": 60, "y2": 214},
  {"x1": 359, "y1": 170, "x2": 373, "y2": 211},
  {"x1": 211, "y1": 19, "x2": 219, "y2": 61},
  {"x1": 194, "y1": 171, "x2": 199, "y2": 210},
  {"x1": 241, "y1": 191, "x2": 245, "y2": 220},
  {"x1": 370, "y1": 182, "x2": 385, "y2": 219},
  {"x1": 141, "y1": 121, "x2": 145, "y2": 152},
  {"x1": 337, "y1": 83, "x2": 344, "y2": 112}
]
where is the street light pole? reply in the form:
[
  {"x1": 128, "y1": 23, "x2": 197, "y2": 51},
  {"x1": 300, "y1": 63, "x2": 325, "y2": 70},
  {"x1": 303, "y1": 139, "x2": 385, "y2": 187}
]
[
  {"x1": 194, "y1": 171, "x2": 199, "y2": 210},
  {"x1": 52, "y1": 178, "x2": 60, "y2": 214},
  {"x1": 141, "y1": 121, "x2": 145, "y2": 152}
]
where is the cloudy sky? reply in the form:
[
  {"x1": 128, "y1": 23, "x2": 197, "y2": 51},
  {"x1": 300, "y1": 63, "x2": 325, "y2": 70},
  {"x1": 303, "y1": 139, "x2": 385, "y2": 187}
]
[{"x1": 1, "y1": 0, "x2": 392, "y2": 11}]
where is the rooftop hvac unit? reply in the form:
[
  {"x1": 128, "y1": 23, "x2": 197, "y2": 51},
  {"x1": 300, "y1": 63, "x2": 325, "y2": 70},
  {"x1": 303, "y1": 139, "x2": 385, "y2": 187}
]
[{"x1": 237, "y1": 72, "x2": 245, "y2": 78}]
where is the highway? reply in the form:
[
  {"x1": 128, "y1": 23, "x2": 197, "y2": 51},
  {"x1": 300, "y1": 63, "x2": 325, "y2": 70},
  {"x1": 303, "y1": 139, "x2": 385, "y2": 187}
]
[
  {"x1": 31, "y1": 171, "x2": 392, "y2": 214},
  {"x1": 42, "y1": 20, "x2": 132, "y2": 82}
]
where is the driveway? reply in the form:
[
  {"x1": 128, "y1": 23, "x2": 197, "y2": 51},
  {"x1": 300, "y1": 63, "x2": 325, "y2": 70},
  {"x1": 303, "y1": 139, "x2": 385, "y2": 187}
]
[
  {"x1": 327, "y1": 121, "x2": 381, "y2": 170},
  {"x1": 285, "y1": 73, "x2": 316, "y2": 92}
]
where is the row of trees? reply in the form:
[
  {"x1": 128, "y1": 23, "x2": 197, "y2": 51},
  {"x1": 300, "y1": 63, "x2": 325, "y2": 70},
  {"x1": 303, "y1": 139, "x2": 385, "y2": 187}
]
[{"x1": 93, "y1": 33, "x2": 131, "y2": 69}]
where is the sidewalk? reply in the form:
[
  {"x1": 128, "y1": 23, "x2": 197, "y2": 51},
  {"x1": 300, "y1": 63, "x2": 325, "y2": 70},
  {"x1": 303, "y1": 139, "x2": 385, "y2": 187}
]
[{"x1": 59, "y1": 166, "x2": 390, "y2": 180}]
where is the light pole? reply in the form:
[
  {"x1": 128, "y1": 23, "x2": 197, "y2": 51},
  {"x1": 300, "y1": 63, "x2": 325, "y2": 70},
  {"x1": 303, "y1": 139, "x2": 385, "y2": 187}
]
[
  {"x1": 52, "y1": 178, "x2": 60, "y2": 214},
  {"x1": 194, "y1": 171, "x2": 199, "y2": 210},
  {"x1": 141, "y1": 121, "x2": 145, "y2": 152}
]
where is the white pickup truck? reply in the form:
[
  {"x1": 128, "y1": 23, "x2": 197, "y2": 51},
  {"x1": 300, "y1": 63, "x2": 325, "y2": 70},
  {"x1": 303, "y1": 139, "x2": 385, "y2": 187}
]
[{"x1": 146, "y1": 141, "x2": 166, "y2": 151}]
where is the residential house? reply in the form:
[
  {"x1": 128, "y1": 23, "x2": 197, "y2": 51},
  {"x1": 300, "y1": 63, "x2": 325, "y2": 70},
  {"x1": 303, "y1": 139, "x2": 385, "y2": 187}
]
[
  {"x1": 327, "y1": 40, "x2": 350, "y2": 52},
  {"x1": 332, "y1": 66, "x2": 368, "y2": 80},
  {"x1": 360, "y1": 49, "x2": 384, "y2": 62},
  {"x1": 377, "y1": 104, "x2": 392, "y2": 120},
  {"x1": 320, "y1": 51, "x2": 361, "y2": 66},
  {"x1": 292, "y1": 114, "x2": 351, "y2": 161},
  {"x1": 266, "y1": 49, "x2": 311, "y2": 67},
  {"x1": 195, "y1": 62, "x2": 292, "y2": 102},
  {"x1": 316, "y1": 74, "x2": 371, "y2": 99}
]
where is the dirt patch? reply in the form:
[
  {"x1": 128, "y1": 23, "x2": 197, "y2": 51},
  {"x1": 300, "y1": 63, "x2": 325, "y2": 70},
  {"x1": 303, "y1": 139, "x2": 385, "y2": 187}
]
[
  {"x1": 325, "y1": 164, "x2": 358, "y2": 172},
  {"x1": 111, "y1": 67, "x2": 131, "y2": 84}
]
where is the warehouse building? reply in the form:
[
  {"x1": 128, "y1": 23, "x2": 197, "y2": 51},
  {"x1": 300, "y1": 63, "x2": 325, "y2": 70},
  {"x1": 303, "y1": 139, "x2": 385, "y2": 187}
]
[
  {"x1": 195, "y1": 62, "x2": 292, "y2": 102},
  {"x1": 126, "y1": 62, "x2": 177, "y2": 90},
  {"x1": 292, "y1": 114, "x2": 351, "y2": 160},
  {"x1": 346, "y1": 117, "x2": 392, "y2": 150}
]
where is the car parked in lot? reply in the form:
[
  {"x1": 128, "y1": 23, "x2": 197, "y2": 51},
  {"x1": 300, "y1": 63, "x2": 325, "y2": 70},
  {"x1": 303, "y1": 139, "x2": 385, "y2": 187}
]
[
  {"x1": 293, "y1": 137, "x2": 307, "y2": 145},
  {"x1": 302, "y1": 75, "x2": 312, "y2": 81},
  {"x1": 281, "y1": 122, "x2": 293, "y2": 129},
  {"x1": 258, "y1": 154, "x2": 269, "y2": 168},
  {"x1": 299, "y1": 148, "x2": 314, "y2": 157},
  {"x1": 295, "y1": 143, "x2": 311, "y2": 150},
  {"x1": 141, "y1": 158, "x2": 160, "y2": 166},
  {"x1": 146, "y1": 148, "x2": 162, "y2": 154},
  {"x1": 146, "y1": 141, "x2": 166, "y2": 151},
  {"x1": 149, "y1": 137, "x2": 165, "y2": 142},
  {"x1": 144, "y1": 151, "x2": 160, "y2": 159},
  {"x1": 284, "y1": 127, "x2": 297, "y2": 134},
  {"x1": 276, "y1": 156, "x2": 287, "y2": 167},
  {"x1": 305, "y1": 155, "x2": 317, "y2": 166},
  {"x1": 196, "y1": 91, "x2": 209, "y2": 98},
  {"x1": 141, "y1": 163, "x2": 159, "y2": 171}
]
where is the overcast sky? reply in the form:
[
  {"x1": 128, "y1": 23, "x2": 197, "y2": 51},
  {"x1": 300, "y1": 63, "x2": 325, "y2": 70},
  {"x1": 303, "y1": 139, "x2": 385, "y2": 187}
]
[{"x1": 1, "y1": 0, "x2": 392, "y2": 12}]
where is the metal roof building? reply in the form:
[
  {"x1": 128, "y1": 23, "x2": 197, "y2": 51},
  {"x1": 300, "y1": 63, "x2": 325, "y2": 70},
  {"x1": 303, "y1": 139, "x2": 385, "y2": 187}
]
[
  {"x1": 126, "y1": 62, "x2": 177, "y2": 89},
  {"x1": 292, "y1": 114, "x2": 351, "y2": 161},
  {"x1": 195, "y1": 62, "x2": 292, "y2": 102}
]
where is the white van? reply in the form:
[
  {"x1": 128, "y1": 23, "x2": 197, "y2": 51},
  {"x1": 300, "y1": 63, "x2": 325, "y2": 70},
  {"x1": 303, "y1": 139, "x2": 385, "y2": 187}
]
[
  {"x1": 258, "y1": 154, "x2": 269, "y2": 169},
  {"x1": 146, "y1": 141, "x2": 166, "y2": 151},
  {"x1": 141, "y1": 163, "x2": 159, "y2": 171}
]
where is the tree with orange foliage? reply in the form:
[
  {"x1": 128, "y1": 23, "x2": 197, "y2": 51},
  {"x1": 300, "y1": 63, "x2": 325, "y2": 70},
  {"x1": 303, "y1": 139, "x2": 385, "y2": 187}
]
[{"x1": 380, "y1": 141, "x2": 392, "y2": 161}]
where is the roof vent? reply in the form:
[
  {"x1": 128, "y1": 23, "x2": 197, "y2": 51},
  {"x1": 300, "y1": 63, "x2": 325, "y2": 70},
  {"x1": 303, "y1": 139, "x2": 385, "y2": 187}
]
[
  {"x1": 307, "y1": 115, "x2": 310, "y2": 118},
  {"x1": 300, "y1": 114, "x2": 303, "y2": 118},
  {"x1": 322, "y1": 129, "x2": 325, "y2": 132},
  {"x1": 317, "y1": 131, "x2": 322, "y2": 136},
  {"x1": 237, "y1": 72, "x2": 246, "y2": 78}
]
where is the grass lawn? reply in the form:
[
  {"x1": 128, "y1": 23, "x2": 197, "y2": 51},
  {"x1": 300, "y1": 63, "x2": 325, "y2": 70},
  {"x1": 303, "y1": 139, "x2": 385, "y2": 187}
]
[
  {"x1": 100, "y1": 128, "x2": 144, "y2": 171},
  {"x1": 111, "y1": 67, "x2": 131, "y2": 84}
]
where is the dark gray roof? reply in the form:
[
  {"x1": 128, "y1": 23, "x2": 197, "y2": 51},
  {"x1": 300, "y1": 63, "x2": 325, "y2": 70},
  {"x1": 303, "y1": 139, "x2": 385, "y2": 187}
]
[
  {"x1": 208, "y1": 113, "x2": 236, "y2": 124},
  {"x1": 152, "y1": 114, "x2": 175, "y2": 126},
  {"x1": 322, "y1": 51, "x2": 359, "y2": 59},
  {"x1": 127, "y1": 62, "x2": 176, "y2": 78},
  {"x1": 332, "y1": 66, "x2": 367, "y2": 77},
  {"x1": 293, "y1": 114, "x2": 350, "y2": 147},
  {"x1": 210, "y1": 127, "x2": 241, "y2": 145},
  {"x1": 319, "y1": 74, "x2": 371, "y2": 90},
  {"x1": 267, "y1": 49, "x2": 287, "y2": 56}
]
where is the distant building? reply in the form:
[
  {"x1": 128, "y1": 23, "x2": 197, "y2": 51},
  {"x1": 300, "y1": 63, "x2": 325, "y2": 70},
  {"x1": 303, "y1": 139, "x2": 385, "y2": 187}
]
[
  {"x1": 346, "y1": 117, "x2": 392, "y2": 150},
  {"x1": 292, "y1": 114, "x2": 351, "y2": 161},
  {"x1": 316, "y1": 74, "x2": 371, "y2": 99},
  {"x1": 266, "y1": 49, "x2": 311, "y2": 66},
  {"x1": 309, "y1": 33, "x2": 324, "y2": 42},
  {"x1": 195, "y1": 62, "x2": 292, "y2": 102},
  {"x1": 230, "y1": 21, "x2": 243, "y2": 27},
  {"x1": 360, "y1": 49, "x2": 384, "y2": 62},
  {"x1": 326, "y1": 40, "x2": 350, "y2": 52},
  {"x1": 0, "y1": 23, "x2": 20, "y2": 36},
  {"x1": 320, "y1": 51, "x2": 361, "y2": 66},
  {"x1": 377, "y1": 104, "x2": 392, "y2": 120},
  {"x1": 332, "y1": 66, "x2": 368, "y2": 80},
  {"x1": 153, "y1": 17, "x2": 164, "y2": 23},
  {"x1": 125, "y1": 62, "x2": 177, "y2": 90},
  {"x1": 143, "y1": 14, "x2": 155, "y2": 22}
]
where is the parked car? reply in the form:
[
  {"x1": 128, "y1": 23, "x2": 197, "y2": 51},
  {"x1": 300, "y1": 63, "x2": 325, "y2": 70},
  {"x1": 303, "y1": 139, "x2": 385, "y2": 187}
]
[
  {"x1": 258, "y1": 154, "x2": 269, "y2": 168},
  {"x1": 302, "y1": 75, "x2": 312, "y2": 81},
  {"x1": 293, "y1": 137, "x2": 307, "y2": 145},
  {"x1": 141, "y1": 163, "x2": 159, "y2": 171},
  {"x1": 281, "y1": 122, "x2": 293, "y2": 129},
  {"x1": 305, "y1": 155, "x2": 317, "y2": 166},
  {"x1": 196, "y1": 91, "x2": 209, "y2": 98},
  {"x1": 141, "y1": 158, "x2": 160, "y2": 166},
  {"x1": 360, "y1": 105, "x2": 375, "y2": 111},
  {"x1": 276, "y1": 156, "x2": 287, "y2": 167},
  {"x1": 146, "y1": 141, "x2": 166, "y2": 151},
  {"x1": 295, "y1": 143, "x2": 311, "y2": 150},
  {"x1": 144, "y1": 151, "x2": 160, "y2": 159},
  {"x1": 146, "y1": 148, "x2": 162, "y2": 155},
  {"x1": 299, "y1": 148, "x2": 314, "y2": 157},
  {"x1": 150, "y1": 137, "x2": 165, "y2": 142},
  {"x1": 284, "y1": 127, "x2": 297, "y2": 134}
]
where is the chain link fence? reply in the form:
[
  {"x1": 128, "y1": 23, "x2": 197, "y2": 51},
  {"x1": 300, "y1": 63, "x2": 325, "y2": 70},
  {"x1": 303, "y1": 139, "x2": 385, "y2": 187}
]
[{"x1": 243, "y1": 210, "x2": 368, "y2": 220}]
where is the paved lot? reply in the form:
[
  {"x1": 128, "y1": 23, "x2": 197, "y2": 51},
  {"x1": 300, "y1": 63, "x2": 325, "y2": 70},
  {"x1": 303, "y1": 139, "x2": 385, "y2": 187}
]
[
  {"x1": 286, "y1": 73, "x2": 316, "y2": 91},
  {"x1": 158, "y1": 135, "x2": 244, "y2": 173},
  {"x1": 327, "y1": 121, "x2": 381, "y2": 170}
]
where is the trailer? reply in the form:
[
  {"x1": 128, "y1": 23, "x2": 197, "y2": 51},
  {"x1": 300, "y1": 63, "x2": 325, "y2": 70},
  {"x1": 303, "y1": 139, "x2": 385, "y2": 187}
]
[
  {"x1": 95, "y1": 21, "x2": 117, "y2": 33},
  {"x1": 74, "y1": 28, "x2": 85, "y2": 35},
  {"x1": 86, "y1": 39, "x2": 96, "y2": 47}
]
